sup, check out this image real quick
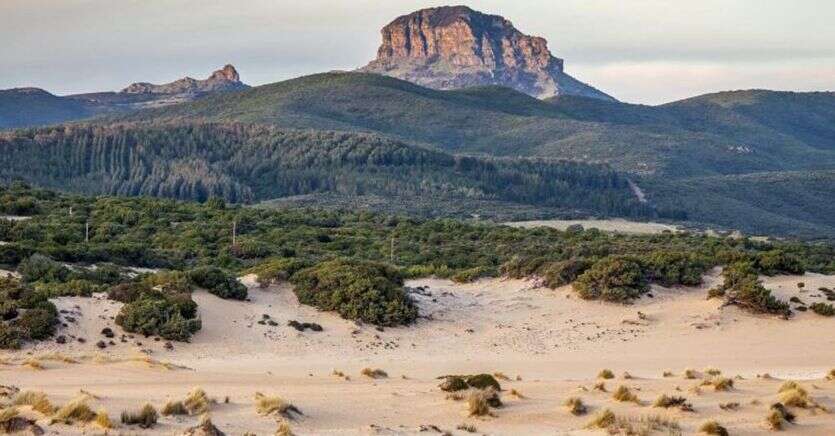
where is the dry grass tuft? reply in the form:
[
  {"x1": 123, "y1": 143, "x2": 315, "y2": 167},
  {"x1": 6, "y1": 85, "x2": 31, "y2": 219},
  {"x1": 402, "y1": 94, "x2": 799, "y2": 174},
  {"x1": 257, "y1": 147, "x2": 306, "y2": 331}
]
[
  {"x1": 564, "y1": 397, "x2": 588, "y2": 416},
  {"x1": 36, "y1": 352, "x2": 79, "y2": 364},
  {"x1": 597, "y1": 369, "x2": 615, "y2": 379},
  {"x1": 778, "y1": 381, "x2": 802, "y2": 394},
  {"x1": 161, "y1": 400, "x2": 189, "y2": 416},
  {"x1": 492, "y1": 372, "x2": 510, "y2": 381},
  {"x1": 826, "y1": 369, "x2": 835, "y2": 380},
  {"x1": 653, "y1": 394, "x2": 693, "y2": 411},
  {"x1": 699, "y1": 420, "x2": 729, "y2": 435},
  {"x1": 184, "y1": 387, "x2": 214, "y2": 415},
  {"x1": 446, "y1": 392, "x2": 465, "y2": 401},
  {"x1": 621, "y1": 371, "x2": 633, "y2": 380},
  {"x1": 766, "y1": 410, "x2": 786, "y2": 430},
  {"x1": 51, "y1": 395, "x2": 97, "y2": 424},
  {"x1": 22, "y1": 359, "x2": 44, "y2": 371},
  {"x1": 663, "y1": 371, "x2": 674, "y2": 378},
  {"x1": 456, "y1": 423, "x2": 477, "y2": 433},
  {"x1": 95, "y1": 408, "x2": 113, "y2": 429},
  {"x1": 593, "y1": 382, "x2": 607, "y2": 392},
  {"x1": 719, "y1": 402, "x2": 740, "y2": 411},
  {"x1": 778, "y1": 386, "x2": 823, "y2": 410},
  {"x1": 585, "y1": 408, "x2": 616, "y2": 429},
  {"x1": 711, "y1": 377, "x2": 734, "y2": 391},
  {"x1": 612, "y1": 385, "x2": 640, "y2": 403},
  {"x1": 12, "y1": 391, "x2": 55, "y2": 415},
  {"x1": 331, "y1": 369, "x2": 349, "y2": 380},
  {"x1": 704, "y1": 368, "x2": 722, "y2": 377},
  {"x1": 467, "y1": 388, "x2": 500, "y2": 417},
  {"x1": 509, "y1": 389, "x2": 525, "y2": 399},
  {"x1": 0, "y1": 406, "x2": 19, "y2": 423},
  {"x1": 120, "y1": 403, "x2": 158, "y2": 428},
  {"x1": 254, "y1": 392, "x2": 301, "y2": 418},
  {"x1": 360, "y1": 368, "x2": 388, "y2": 379},
  {"x1": 275, "y1": 418, "x2": 294, "y2": 436},
  {"x1": 684, "y1": 369, "x2": 699, "y2": 379}
]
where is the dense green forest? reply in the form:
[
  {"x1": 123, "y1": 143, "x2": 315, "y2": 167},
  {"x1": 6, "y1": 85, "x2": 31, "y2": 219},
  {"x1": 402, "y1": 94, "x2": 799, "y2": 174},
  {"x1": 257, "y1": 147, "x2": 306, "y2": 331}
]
[{"x1": 0, "y1": 123, "x2": 659, "y2": 219}]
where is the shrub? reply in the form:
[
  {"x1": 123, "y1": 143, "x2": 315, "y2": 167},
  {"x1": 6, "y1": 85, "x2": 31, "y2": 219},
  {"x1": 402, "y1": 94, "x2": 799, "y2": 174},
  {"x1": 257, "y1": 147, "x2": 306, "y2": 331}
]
[
  {"x1": 291, "y1": 259, "x2": 417, "y2": 326},
  {"x1": 766, "y1": 410, "x2": 785, "y2": 430},
  {"x1": 115, "y1": 291, "x2": 201, "y2": 341},
  {"x1": 439, "y1": 376, "x2": 468, "y2": 392},
  {"x1": 810, "y1": 302, "x2": 835, "y2": 317},
  {"x1": 14, "y1": 307, "x2": 57, "y2": 340},
  {"x1": 573, "y1": 256, "x2": 649, "y2": 302},
  {"x1": 361, "y1": 368, "x2": 388, "y2": 379},
  {"x1": 51, "y1": 396, "x2": 96, "y2": 424},
  {"x1": 183, "y1": 388, "x2": 213, "y2": 415},
  {"x1": 756, "y1": 250, "x2": 804, "y2": 276},
  {"x1": 246, "y1": 258, "x2": 311, "y2": 287},
  {"x1": 643, "y1": 251, "x2": 708, "y2": 287},
  {"x1": 699, "y1": 420, "x2": 729, "y2": 436},
  {"x1": 653, "y1": 394, "x2": 693, "y2": 411},
  {"x1": 121, "y1": 403, "x2": 158, "y2": 428},
  {"x1": 465, "y1": 374, "x2": 501, "y2": 391},
  {"x1": 17, "y1": 254, "x2": 69, "y2": 283},
  {"x1": 542, "y1": 258, "x2": 591, "y2": 288},
  {"x1": 141, "y1": 270, "x2": 192, "y2": 294},
  {"x1": 564, "y1": 397, "x2": 587, "y2": 416},
  {"x1": 711, "y1": 377, "x2": 734, "y2": 391},
  {"x1": 107, "y1": 282, "x2": 153, "y2": 303},
  {"x1": 715, "y1": 263, "x2": 790, "y2": 317},
  {"x1": 188, "y1": 266, "x2": 247, "y2": 300}
]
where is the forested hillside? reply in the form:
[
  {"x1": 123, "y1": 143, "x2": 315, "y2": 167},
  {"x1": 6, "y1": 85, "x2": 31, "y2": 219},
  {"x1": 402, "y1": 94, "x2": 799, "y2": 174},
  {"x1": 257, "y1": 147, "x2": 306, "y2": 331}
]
[{"x1": 0, "y1": 123, "x2": 656, "y2": 219}]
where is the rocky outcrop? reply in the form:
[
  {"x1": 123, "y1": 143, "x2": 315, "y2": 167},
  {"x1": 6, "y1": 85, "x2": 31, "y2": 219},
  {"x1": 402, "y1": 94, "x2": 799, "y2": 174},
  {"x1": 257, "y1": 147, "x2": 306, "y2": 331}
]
[
  {"x1": 359, "y1": 6, "x2": 614, "y2": 101},
  {"x1": 122, "y1": 64, "x2": 248, "y2": 95}
]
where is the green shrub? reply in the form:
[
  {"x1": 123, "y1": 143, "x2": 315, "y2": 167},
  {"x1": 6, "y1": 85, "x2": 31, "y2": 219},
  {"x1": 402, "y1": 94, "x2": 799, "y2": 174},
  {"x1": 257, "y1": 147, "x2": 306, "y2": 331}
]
[
  {"x1": 810, "y1": 302, "x2": 835, "y2": 317},
  {"x1": 107, "y1": 282, "x2": 153, "y2": 303},
  {"x1": 291, "y1": 259, "x2": 417, "y2": 326},
  {"x1": 542, "y1": 258, "x2": 591, "y2": 288},
  {"x1": 465, "y1": 374, "x2": 501, "y2": 391},
  {"x1": 0, "y1": 324, "x2": 22, "y2": 349},
  {"x1": 14, "y1": 306, "x2": 57, "y2": 340},
  {"x1": 246, "y1": 257, "x2": 312, "y2": 287},
  {"x1": 140, "y1": 270, "x2": 192, "y2": 294},
  {"x1": 188, "y1": 266, "x2": 247, "y2": 300},
  {"x1": 573, "y1": 256, "x2": 648, "y2": 302},
  {"x1": 642, "y1": 251, "x2": 708, "y2": 287},
  {"x1": 18, "y1": 254, "x2": 69, "y2": 283},
  {"x1": 756, "y1": 250, "x2": 804, "y2": 276},
  {"x1": 115, "y1": 292, "x2": 201, "y2": 341},
  {"x1": 451, "y1": 266, "x2": 492, "y2": 283},
  {"x1": 713, "y1": 262, "x2": 790, "y2": 316},
  {"x1": 34, "y1": 279, "x2": 102, "y2": 297}
]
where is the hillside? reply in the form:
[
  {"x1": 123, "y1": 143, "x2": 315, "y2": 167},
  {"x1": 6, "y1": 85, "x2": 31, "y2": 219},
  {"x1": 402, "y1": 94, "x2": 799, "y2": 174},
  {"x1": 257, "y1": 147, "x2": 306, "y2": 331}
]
[
  {"x1": 0, "y1": 88, "x2": 93, "y2": 129},
  {"x1": 116, "y1": 73, "x2": 835, "y2": 179},
  {"x1": 0, "y1": 123, "x2": 654, "y2": 219}
]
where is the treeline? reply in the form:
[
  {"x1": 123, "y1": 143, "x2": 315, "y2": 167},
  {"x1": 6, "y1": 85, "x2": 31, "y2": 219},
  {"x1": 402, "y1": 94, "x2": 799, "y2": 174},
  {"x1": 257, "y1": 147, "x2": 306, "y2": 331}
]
[{"x1": 0, "y1": 123, "x2": 664, "y2": 219}]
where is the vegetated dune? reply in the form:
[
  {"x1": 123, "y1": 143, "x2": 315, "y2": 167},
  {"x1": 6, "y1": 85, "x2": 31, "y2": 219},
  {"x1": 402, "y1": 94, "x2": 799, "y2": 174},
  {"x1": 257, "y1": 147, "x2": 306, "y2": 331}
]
[
  {"x1": 2, "y1": 273, "x2": 834, "y2": 435},
  {"x1": 506, "y1": 218, "x2": 681, "y2": 235}
]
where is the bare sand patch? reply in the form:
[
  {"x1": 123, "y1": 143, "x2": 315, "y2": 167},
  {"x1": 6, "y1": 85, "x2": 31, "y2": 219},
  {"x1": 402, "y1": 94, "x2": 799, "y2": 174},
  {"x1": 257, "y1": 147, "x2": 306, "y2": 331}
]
[{"x1": 506, "y1": 218, "x2": 680, "y2": 234}]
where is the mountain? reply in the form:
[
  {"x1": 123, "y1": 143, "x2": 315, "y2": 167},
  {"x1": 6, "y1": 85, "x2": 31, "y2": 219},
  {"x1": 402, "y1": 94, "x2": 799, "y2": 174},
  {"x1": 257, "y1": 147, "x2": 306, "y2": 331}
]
[
  {"x1": 0, "y1": 87, "x2": 93, "y2": 129},
  {"x1": 0, "y1": 65, "x2": 249, "y2": 129},
  {"x1": 0, "y1": 123, "x2": 654, "y2": 220},
  {"x1": 358, "y1": 6, "x2": 614, "y2": 101}
]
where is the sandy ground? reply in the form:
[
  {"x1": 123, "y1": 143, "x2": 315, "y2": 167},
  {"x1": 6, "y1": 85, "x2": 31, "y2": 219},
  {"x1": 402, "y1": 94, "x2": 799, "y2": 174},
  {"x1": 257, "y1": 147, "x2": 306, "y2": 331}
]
[
  {"x1": 506, "y1": 219, "x2": 680, "y2": 235},
  {"x1": 1, "y1": 273, "x2": 834, "y2": 435}
]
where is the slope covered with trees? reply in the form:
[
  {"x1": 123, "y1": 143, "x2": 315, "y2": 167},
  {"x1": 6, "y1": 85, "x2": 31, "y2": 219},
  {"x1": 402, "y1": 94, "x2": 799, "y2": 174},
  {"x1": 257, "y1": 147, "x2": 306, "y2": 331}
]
[{"x1": 0, "y1": 123, "x2": 656, "y2": 219}]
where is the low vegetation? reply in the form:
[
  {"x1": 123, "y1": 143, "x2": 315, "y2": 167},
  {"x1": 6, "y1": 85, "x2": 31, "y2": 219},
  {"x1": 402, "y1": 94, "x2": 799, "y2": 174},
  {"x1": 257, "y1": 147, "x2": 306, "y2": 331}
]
[
  {"x1": 564, "y1": 397, "x2": 587, "y2": 416},
  {"x1": 361, "y1": 368, "x2": 389, "y2": 379},
  {"x1": 612, "y1": 385, "x2": 640, "y2": 403},
  {"x1": 653, "y1": 394, "x2": 693, "y2": 412},
  {"x1": 120, "y1": 403, "x2": 158, "y2": 428},
  {"x1": 254, "y1": 392, "x2": 301, "y2": 418},
  {"x1": 699, "y1": 420, "x2": 729, "y2": 436}
]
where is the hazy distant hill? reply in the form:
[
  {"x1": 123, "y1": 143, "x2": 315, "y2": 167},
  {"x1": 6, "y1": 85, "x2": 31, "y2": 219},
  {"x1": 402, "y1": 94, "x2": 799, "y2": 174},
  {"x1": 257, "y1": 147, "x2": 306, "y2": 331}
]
[{"x1": 0, "y1": 88, "x2": 93, "y2": 129}]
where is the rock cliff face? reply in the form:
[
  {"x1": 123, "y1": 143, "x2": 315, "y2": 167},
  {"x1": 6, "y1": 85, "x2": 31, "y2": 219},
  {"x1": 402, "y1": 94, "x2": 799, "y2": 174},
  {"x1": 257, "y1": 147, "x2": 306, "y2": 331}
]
[
  {"x1": 359, "y1": 6, "x2": 615, "y2": 101},
  {"x1": 122, "y1": 64, "x2": 248, "y2": 95}
]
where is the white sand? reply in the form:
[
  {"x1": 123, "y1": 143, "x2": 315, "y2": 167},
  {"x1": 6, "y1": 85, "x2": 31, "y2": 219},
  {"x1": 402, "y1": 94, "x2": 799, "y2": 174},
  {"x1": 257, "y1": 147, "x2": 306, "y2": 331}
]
[
  {"x1": 506, "y1": 219, "x2": 680, "y2": 234},
  {"x1": 2, "y1": 273, "x2": 834, "y2": 434}
]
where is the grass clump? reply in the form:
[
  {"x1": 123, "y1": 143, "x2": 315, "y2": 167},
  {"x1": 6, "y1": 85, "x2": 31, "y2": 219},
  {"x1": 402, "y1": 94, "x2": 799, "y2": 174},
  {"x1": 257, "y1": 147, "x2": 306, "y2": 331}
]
[
  {"x1": 612, "y1": 385, "x2": 640, "y2": 403},
  {"x1": 597, "y1": 369, "x2": 615, "y2": 379},
  {"x1": 699, "y1": 420, "x2": 729, "y2": 435},
  {"x1": 827, "y1": 369, "x2": 835, "y2": 380},
  {"x1": 711, "y1": 377, "x2": 734, "y2": 391},
  {"x1": 94, "y1": 408, "x2": 113, "y2": 429},
  {"x1": 467, "y1": 388, "x2": 500, "y2": 417},
  {"x1": 275, "y1": 419, "x2": 294, "y2": 436},
  {"x1": 684, "y1": 369, "x2": 698, "y2": 379},
  {"x1": 719, "y1": 402, "x2": 740, "y2": 411},
  {"x1": 361, "y1": 368, "x2": 388, "y2": 379},
  {"x1": 120, "y1": 403, "x2": 158, "y2": 428},
  {"x1": 810, "y1": 302, "x2": 835, "y2": 317},
  {"x1": 593, "y1": 382, "x2": 607, "y2": 392},
  {"x1": 183, "y1": 387, "x2": 214, "y2": 415},
  {"x1": 161, "y1": 400, "x2": 188, "y2": 416},
  {"x1": 585, "y1": 408, "x2": 617, "y2": 429},
  {"x1": 704, "y1": 368, "x2": 722, "y2": 377},
  {"x1": 767, "y1": 403, "x2": 795, "y2": 430},
  {"x1": 254, "y1": 392, "x2": 301, "y2": 418},
  {"x1": 12, "y1": 390, "x2": 55, "y2": 415},
  {"x1": 51, "y1": 396, "x2": 97, "y2": 424},
  {"x1": 564, "y1": 397, "x2": 587, "y2": 416}
]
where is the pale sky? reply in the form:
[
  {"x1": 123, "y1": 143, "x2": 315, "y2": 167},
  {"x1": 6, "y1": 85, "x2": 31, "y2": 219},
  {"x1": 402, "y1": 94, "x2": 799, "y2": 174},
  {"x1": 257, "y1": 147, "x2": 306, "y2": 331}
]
[{"x1": 2, "y1": 0, "x2": 834, "y2": 104}]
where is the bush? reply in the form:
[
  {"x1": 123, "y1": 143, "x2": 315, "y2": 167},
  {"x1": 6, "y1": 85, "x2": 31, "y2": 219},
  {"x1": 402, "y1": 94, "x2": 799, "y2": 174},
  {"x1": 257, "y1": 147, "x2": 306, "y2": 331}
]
[
  {"x1": 14, "y1": 306, "x2": 57, "y2": 340},
  {"x1": 465, "y1": 374, "x2": 501, "y2": 391},
  {"x1": 188, "y1": 266, "x2": 247, "y2": 300},
  {"x1": 246, "y1": 257, "x2": 312, "y2": 287},
  {"x1": 714, "y1": 262, "x2": 790, "y2": 317},
  {"x1": 573, "y1": 256, "x2": 648, "y2": 302},
  {"x1": 0, "y1": 325, "x2": 22, "y2": 350},
  {"x1": 115, "y1": 291, "x2": 201, "y2": 341},
  {"x1": 642, "y1": 251, "x2": 708, "y2": 287},
  {"x1": 810, "y1": 302, "x2": 835, "y2": 317},
  {"x1": 291, "y1": 259, "x2": 417, "y2": 327},
  {"x1": 699, "y1": 420, "x2": 728, "y2": 436},
  {"x1": 756, "y1": 250, "x2": 804, "y2": 276},
  {"x1": 564, "y1": 397, "x2": 587, "y2": 415},
  {"x1": 17, "y1": 254, "x2": 69, "y2": 283},
  {"x1": 542, "y1": 258, "x2": 591, "y2": 288},
  {"x1": 141, "y1": 270, "x2": 192, "y2": 294},
  {"x1": 107, "y1": 282, "x2": 153, "y2": 303}
]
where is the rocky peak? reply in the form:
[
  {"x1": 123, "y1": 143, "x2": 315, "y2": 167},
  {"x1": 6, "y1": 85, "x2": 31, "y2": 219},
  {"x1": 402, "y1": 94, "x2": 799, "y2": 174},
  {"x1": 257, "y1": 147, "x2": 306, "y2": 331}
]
[
  {"x1": 359, "y1": 6, "x2": 614, "y2": 101},
  {"x1": 121, "y1": 64, "x2": 248, "y2": 95}
]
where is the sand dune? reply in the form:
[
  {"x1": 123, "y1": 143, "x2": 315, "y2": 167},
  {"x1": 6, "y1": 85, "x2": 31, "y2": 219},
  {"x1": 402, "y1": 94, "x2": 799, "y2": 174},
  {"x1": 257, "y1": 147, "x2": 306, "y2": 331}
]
[{"x1": 2, "y1": 273, "x2": 834, "y2": 434}]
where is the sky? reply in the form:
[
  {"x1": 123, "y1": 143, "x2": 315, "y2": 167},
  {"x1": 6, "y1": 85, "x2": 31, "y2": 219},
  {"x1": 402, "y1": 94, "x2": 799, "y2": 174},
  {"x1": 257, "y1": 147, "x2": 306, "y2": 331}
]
[{"x1": 2, "y1": 0, "x2": 834, "y2": 105}]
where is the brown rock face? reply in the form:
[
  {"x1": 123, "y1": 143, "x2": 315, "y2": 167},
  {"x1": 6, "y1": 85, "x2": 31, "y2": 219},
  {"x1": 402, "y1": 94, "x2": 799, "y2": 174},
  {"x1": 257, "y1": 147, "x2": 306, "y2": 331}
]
[
  {"x1": 359, "y1": 6, "x2": 614, "y2": 101},
  {"x1": 122, "y1": 64, "x2": 248, "y2": 95}
]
